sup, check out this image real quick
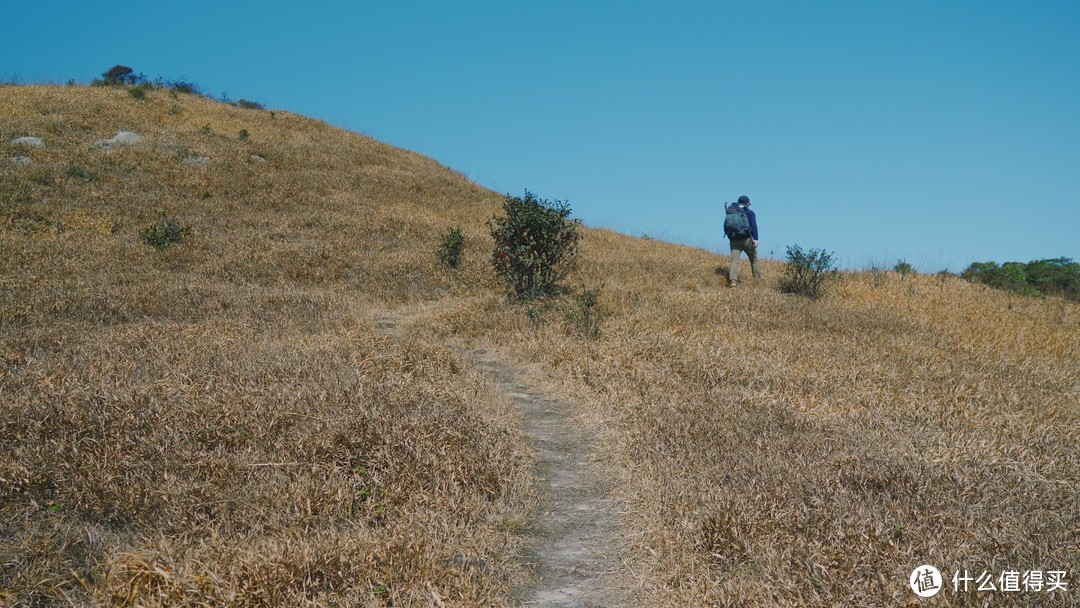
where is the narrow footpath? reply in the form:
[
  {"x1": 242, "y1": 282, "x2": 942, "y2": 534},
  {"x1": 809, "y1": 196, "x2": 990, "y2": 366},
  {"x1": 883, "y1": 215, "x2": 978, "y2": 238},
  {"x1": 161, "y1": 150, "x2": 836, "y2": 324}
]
[
  {"x1": 373, "y1": 311, "x2": 631, "y2": 607},
  {"x1": 467, "y1": 347, "x2": 630, "y2": 608}
]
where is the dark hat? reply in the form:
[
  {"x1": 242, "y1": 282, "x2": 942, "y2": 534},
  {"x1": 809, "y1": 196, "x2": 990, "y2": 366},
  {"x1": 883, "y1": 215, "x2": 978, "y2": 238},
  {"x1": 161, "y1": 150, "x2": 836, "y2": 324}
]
[{"x1": 737, "y1": 195, "x2": 750, "y2": 204}]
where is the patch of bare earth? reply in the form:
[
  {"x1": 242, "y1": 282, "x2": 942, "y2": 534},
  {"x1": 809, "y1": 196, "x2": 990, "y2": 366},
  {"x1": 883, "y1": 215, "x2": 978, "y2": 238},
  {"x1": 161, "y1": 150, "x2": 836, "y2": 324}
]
[
  {"x1": 375, "y1": 313, "x2": 631, "y2": 607},
  {"x1": 468, "y1": 347, "x2": 631, "y2": 608}
]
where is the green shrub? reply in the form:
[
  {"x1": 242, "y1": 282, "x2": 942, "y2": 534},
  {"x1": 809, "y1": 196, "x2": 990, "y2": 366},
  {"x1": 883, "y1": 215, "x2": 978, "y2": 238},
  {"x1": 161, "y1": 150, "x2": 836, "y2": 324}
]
[
  {"x1": 779, "y1": 244, "x2": 838, "y2": 299},
  {"x1": 488, "y1": 190, "x2": 581, "y2": 300},
  {"x1": 239, "y1": 129, "x2": 250, "y2": 141},
  {"x1": 140, "y1": 216, "x2": 191, "y2": 249},
  {"x1": 437, "y1": 226, "x2": 465, "y2": 269},
  {"x1": 893, "y1": 260, "x2": 915, "y2": 276}
]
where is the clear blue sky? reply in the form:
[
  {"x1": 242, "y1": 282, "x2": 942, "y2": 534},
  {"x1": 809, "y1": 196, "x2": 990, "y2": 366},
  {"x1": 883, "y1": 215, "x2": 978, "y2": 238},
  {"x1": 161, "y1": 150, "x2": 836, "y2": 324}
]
[{"x1": 5, "y1": 0, "x2": 1078, "y2": 271}]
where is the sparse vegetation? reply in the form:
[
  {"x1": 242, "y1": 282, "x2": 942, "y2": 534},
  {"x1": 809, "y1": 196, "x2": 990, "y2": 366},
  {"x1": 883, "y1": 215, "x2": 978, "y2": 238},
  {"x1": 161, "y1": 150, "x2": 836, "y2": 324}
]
[
  {"x1": 568, "y1": 285, "x2": 603, "y2": 337},
  {"x1": 488, "y1": 190, "x2": 581, "y2": 300},
  {"x1": 234, "y1": 98, "x2": 265, "y2": 110},
  {"x1": 66, "y1": 164, "x2": 93, "y2": 180},
  {"x1": 166, "y1": 79, "x2": 201, "y2": 95},
  {"x1": 27, "y1": 169, "x2": 54, "y2": 186},
  {"x1": 139, "y1": 215, "x2": 191, "y2": 248},
  {"x1": 778, "y1": 244, "x2": 839, "y2": 299}
]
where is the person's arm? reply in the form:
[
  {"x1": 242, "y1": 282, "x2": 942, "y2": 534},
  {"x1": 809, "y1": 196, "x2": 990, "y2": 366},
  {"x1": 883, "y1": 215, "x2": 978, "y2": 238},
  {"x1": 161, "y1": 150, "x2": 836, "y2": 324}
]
[{"x1": 748, "y1": 209, "x2": 759, "y2": 244}]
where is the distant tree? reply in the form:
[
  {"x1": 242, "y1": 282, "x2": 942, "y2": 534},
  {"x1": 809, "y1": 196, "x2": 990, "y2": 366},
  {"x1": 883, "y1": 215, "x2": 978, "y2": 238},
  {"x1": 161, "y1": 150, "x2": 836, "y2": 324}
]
[
  {"x1": 961, "y1": 257, "x2": 1078, "y2": 300},
  {"x1": 100, "y1": 65, "x2": 140, "y2": 86},
  {"x1": 1024, "y1": 257, "x2": 1080, "y2": 299}
]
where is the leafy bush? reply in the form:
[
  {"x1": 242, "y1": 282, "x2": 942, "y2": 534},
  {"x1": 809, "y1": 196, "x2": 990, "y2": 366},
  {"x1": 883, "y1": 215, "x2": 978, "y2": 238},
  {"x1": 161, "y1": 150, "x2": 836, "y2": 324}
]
[
  {"x1": 962, "y1": 257, "x2": 1079, "y2": 300},
  {"x1": 488, "y1": 190, "x2": 581, "y2": 300},
  {"x1": 239, "y1": 129, "x2": 250, "y2": 141},
  {"x1": 437, "y1": 226, "x2": 465, "y2": 269},
  {"x1": 893, "y1": 260, "x2": 915, "y2": 276},
  {"x1": 779, "y1": 244, "x2": 838, "y2": 299},
  {"x1": 140, "y1": 216, "x2": 191, "y2": 249}
]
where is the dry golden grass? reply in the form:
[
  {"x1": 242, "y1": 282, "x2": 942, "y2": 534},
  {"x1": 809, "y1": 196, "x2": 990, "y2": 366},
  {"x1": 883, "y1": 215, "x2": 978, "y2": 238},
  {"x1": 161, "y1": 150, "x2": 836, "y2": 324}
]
[
  {"x1": 1, "y1": 85, "x2": 528, "y2": 606},
  {"x1": 426, "y1": 237, "x2": 1078, "y2": 606},
  {"x1": 3, "y1": 84, "x2": 1077, "y2": 607}
]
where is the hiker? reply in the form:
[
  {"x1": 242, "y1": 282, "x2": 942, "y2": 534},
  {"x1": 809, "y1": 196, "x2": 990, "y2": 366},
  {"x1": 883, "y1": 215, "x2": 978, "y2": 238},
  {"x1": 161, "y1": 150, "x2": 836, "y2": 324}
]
[{"x1": 723, "y1": 195, "x2": 760, "y2": 287}]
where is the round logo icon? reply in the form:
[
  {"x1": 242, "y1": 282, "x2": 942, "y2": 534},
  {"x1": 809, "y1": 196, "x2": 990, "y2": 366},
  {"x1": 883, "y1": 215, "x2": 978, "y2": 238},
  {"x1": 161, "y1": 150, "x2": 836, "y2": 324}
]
[{"x1": 910, "y1": 565, "x2": 943, "y2": 598}]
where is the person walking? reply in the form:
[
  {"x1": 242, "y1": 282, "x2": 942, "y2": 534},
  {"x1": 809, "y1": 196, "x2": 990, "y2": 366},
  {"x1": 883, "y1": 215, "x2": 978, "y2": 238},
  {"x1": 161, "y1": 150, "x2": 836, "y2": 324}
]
[{"x1": 723, "y1": 195, "x2": 760, "y2": 287}]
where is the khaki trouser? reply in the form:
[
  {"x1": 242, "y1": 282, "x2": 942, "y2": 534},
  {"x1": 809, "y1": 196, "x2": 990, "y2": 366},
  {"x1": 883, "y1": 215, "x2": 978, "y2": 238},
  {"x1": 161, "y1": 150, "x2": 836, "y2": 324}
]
[{"x1": 729, "y1": 237, "x2": 760, "y2": 283}]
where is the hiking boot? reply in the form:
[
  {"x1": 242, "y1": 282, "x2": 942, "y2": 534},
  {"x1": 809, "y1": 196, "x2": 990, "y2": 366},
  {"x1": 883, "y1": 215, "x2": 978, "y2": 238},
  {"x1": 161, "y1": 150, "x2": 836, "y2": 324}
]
[{"x1": 728, "y1": 280, "x2": 738, "y2": 288}]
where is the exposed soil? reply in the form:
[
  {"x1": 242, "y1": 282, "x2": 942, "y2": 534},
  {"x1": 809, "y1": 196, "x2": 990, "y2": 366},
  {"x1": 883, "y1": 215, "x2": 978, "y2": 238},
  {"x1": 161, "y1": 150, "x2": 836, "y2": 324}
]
[
  {"x1": 467, "y1": 347, "x2": 631, "y2": 608},
  {"x1": 374, "y1": 313, "x2": 631, "y2": 607}
]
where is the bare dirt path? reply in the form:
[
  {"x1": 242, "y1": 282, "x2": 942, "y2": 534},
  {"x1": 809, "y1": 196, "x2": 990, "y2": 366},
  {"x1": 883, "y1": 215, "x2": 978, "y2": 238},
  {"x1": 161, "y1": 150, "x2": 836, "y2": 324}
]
[
  {"x1": 373, "y1": 311, "x2": 632, "y2": 607},
  {"x1": 467, "y1": 347, "x2": 631, "y2": 608}
]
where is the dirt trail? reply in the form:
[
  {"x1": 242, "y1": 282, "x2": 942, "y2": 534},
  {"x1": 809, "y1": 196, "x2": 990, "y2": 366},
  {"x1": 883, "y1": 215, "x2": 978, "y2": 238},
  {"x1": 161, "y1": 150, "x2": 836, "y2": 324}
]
[{"x1": 374, "y1": 312, "x2": 631, "y2": 607}]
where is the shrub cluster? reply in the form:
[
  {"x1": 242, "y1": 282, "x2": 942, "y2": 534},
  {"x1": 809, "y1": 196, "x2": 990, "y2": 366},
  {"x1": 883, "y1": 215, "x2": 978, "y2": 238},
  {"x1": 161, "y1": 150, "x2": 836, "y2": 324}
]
[
  {"x1": 437, "y1": 226, "x2": 465, "y2": 268},
  {"x1": 779, "y1": 244, "x2": 838, "y2": 299},
  {"x1": 893, "y1": 259, "x2": 915, "y2": 276},
  {"x1": 91, "y1": 65, "x2": 207, "y2": 98},
  {"x1": 139, "y1": 216, "x2": 191, "y2": 249},
  {"x1": 488, "y1": 191, "x2": 580, "y2": 300},
  {"x1": 962, "y1": 257, "x2": 1079, "y2": 300}
]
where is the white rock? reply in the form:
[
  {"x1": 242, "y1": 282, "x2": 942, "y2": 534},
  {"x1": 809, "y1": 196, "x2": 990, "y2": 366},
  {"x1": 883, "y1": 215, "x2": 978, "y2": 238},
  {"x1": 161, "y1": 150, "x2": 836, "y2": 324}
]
[
  {"x1": 12, "y1": 136, "x2": 44, "y2": 147},
  {"x1": 95, "y1": 131, "x2": 143, "y2": 147},
  {"x1": 11, "y1": 156, "x2": 32, "y2": 165},
  {"x1": 182, "y1": 156, "x2": 211, "y2": 167},
  {"x1": 250, "y1": 154, "x2": 266, "y2": 163}
]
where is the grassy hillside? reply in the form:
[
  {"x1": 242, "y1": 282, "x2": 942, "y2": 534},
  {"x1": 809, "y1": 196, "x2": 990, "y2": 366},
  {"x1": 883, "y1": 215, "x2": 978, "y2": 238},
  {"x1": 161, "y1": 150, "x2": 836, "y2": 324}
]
[
  {"x1": 1, "y1": 84, "x2": 529, "y2": 607},
  {"x1": 3, "y1": 84, "x2": 1077, "y2": 607}
]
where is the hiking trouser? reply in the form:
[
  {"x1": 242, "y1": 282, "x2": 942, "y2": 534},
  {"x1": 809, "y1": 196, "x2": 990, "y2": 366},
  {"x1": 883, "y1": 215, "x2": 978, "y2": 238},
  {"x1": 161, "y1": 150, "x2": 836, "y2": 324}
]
[{"x1": 729, "y1": 237, "x2": 760, "y2": 283}]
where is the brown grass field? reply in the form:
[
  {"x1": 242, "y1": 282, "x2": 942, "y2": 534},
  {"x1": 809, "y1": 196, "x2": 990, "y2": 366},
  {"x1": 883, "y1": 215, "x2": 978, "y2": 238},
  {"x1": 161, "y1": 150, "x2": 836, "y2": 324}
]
[{"x1": 2, "y1": 84, "x2": 1077, "y2": 607}]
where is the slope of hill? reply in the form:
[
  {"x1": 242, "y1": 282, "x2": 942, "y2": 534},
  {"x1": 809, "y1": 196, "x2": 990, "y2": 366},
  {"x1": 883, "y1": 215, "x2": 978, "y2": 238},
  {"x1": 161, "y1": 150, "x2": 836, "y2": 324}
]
[
  {"x1": 1, "y1": 84, "x2": 530, "y2": 606},
  {"x1": 2, "y1": 84, "x2": 1077, "y2": 607}
]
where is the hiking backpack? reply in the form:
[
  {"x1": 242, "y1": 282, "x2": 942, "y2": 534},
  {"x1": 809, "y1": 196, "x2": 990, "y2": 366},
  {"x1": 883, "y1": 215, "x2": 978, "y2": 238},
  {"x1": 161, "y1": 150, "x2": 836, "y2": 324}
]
[{"x1": 724, "y1": 203, "x2": 752, "y2": 239}]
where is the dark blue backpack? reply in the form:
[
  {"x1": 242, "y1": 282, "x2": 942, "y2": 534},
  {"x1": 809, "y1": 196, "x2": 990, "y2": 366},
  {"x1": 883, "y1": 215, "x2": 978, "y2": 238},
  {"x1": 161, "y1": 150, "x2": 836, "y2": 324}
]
[{"x1": 724, "y1": 203, "x2": 752, "y2": 239}]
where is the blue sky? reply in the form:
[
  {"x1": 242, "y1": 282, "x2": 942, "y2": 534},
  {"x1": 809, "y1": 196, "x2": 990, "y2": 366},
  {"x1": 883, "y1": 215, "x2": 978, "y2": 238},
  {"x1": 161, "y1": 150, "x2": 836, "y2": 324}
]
[{"x1": 4, "y1": 1, "x2": 1078, "y2": 271}]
